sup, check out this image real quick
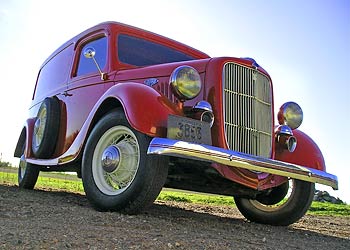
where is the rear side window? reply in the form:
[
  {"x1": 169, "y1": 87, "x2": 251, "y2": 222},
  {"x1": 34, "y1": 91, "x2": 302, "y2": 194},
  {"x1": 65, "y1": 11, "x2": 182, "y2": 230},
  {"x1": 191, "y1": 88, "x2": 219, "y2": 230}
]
[
  {"x1": 76, "y1": 36, "x2": 107, "y2": 76},
  {"x1": 118, "y1": 34, "x2": 195, "y2": 66}
]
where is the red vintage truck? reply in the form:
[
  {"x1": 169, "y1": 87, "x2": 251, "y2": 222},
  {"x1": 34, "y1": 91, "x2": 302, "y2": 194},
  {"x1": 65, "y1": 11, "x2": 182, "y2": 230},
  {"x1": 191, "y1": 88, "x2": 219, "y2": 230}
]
[{"x1": 14, "y1": 22, "x2": 338, "y2": 225}]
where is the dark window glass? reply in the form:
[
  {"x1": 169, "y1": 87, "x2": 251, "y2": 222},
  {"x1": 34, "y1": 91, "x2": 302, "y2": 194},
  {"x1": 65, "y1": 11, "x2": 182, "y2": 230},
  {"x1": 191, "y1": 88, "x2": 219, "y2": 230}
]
[
  {"x1": 118, "y1": 34, "x2": 195, "y2": 66},
  {"x1": 76, "y1": 37, "x2": 107, "y2": 76}
]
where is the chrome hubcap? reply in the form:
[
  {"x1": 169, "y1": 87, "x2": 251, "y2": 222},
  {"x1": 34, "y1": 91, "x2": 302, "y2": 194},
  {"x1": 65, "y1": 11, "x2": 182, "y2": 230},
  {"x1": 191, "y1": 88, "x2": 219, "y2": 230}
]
[
  {"x1": 33, "y1": 107, "x2": 47, "y2": 148},
  {"x1": 101, "y1": 145, "x2": 120, "y2": 173},
  {"x1": 19, "y1": 155, "x2": 27, "y2": 180}
]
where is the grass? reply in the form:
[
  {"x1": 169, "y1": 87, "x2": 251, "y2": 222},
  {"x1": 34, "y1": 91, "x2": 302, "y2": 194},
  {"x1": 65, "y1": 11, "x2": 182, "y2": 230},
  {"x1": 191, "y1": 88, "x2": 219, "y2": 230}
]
[
  {"x1": 158, "y1": 190, "x2": 234, "y2": 206},
  {"x1": 309, "y1": 202, "x2": 350, "y2": 216},
  {"x1": 1, "y1": 171, "x2": 349, "y2": 217},
  {"x1": 0, "y1": 171, "x2": 84, "y2": 193}
]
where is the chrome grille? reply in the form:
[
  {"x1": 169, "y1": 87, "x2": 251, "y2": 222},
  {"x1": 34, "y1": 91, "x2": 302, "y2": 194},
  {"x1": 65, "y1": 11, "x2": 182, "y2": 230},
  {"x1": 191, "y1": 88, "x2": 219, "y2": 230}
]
[{"x1": 223, "y1": 63, "x2": 272, "y2": 157}]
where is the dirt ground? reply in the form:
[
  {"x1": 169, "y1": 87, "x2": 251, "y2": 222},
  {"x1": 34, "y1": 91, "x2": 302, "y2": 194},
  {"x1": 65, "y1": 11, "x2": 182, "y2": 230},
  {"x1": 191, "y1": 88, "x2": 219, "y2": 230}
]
[{"x1": 0, "y1": 184, "x2": 349, "y2": 250}]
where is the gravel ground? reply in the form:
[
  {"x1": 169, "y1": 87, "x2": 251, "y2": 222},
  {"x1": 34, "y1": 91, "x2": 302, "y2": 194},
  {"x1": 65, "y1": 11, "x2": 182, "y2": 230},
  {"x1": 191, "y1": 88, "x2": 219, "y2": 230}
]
[{"x1": 0, "y1": 184, "x2": 349, "y2": 250}]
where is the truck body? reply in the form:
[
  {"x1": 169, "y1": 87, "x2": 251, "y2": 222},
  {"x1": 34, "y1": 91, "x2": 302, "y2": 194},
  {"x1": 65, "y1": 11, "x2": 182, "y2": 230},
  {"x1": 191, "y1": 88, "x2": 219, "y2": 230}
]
[{"x1": 14, "y1": 22, "x2": 337, "y2": 225}]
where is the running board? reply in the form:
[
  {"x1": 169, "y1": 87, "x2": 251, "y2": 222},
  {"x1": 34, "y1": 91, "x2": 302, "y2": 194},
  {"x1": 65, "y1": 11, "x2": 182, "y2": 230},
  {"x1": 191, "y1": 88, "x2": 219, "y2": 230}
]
[{"x1": 147, "y1": 138, "x2": 338, "y2": 190}]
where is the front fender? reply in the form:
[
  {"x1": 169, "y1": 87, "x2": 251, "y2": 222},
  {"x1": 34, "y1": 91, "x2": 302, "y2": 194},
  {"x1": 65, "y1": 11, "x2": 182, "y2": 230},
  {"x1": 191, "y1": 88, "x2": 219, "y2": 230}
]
[
  {"x1": 275, "y1": 129, "x2": 326, "y2": 171},
  {"x1": 109, "y1": 82, "x2": 182, "y2": 136}
]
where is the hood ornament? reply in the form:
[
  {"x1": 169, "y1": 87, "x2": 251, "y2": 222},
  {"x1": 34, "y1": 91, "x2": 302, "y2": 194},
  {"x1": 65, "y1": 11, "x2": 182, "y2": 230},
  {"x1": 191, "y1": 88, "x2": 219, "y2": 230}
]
[{"x1": 242, "y1": 57, "x2": 260, "y2": 69}]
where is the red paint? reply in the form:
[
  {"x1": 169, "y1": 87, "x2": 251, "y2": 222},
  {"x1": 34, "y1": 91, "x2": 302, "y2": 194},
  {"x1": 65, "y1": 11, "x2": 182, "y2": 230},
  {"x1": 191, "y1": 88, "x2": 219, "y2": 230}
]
[
  {"x1": 99, "y1": 82, "x2": 183, "y2": 136},
  {"x1": 275, "y1": 129, "x2": 326, "y2": 171},
  {"x1": 24, "y1": 118, "x2": 36, "y2": 158},
  {"x1": 15, "y1": 21, "x2": 330, "y2": 192}
]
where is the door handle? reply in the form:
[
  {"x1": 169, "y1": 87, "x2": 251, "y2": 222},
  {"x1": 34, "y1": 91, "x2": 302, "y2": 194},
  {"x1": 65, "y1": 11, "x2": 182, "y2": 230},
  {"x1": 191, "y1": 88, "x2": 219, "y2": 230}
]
[{"x1": 62, "y1": 91, "x2": 73, "y2": 97}]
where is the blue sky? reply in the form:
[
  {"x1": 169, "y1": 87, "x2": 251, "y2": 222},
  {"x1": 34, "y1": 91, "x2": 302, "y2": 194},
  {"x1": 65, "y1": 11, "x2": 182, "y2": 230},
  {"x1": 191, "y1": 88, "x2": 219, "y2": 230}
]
[{"x1": 0, "y1": 0, "x2": 349, "y2": 202}]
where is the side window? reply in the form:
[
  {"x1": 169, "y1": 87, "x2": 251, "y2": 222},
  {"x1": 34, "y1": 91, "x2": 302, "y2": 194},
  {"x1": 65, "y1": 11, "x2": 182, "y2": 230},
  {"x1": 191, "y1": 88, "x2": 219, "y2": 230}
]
[
  {"x1": 118, "y1": 34, "x2": 195, "y2": 66},
  {"x1": 76, "y1": 36, "x2": 107, "y2": 77}
]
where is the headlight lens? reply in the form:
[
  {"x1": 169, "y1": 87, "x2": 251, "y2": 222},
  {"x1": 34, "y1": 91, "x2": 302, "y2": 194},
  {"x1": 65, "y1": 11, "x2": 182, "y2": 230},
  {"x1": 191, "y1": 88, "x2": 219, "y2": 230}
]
[
  {"x1": 170, "y1": 66, "x2": 202, "y2": 100},
  {"x1": 277, "y1": 102, "x2": 303, "y2": 129}
]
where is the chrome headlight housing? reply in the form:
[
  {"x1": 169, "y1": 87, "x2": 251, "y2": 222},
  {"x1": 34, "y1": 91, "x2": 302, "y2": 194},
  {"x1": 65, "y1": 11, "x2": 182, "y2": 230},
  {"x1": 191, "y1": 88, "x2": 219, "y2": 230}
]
[
  {"x1": 277, "y1": 102, "x2": 303, "y2": 129},
  {"x1": 170, "y1": 66, "x2": 202, "y2": 100}
]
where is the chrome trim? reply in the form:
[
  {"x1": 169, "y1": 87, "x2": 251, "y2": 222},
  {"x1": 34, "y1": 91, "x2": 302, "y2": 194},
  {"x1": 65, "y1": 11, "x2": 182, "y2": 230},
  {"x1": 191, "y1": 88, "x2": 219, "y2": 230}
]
[
  {"x1": 241, "y1": 57, "x2": 260, "y2": 68},
  {"x1": 19, "y1": 155, "x2": 27, "y2": 180},
  {"x1": 277, "y1": 102, "x2": 303, "y2": 129},
  {"x1": 285, "y1": 136, "x2": 297, "y2": 152},
  {"x1": 144, "y1": 78, "x2": 159, "y2": 87},
  {"x1": 147, "y1": 138, "x2": 338, "y2": 190},
  {"x1": 193, "y1": 101, "x2": 214, "y2": 127},
  {"x1": 193, "y1": 101, "x2": 213, "y2": 112},
  {"x1": 169, "y1": 65, "x2": 202, "y2": 100},
  {"x1": 275, "y1": 125, "x2": 297, "y2": 152},
  {"x1": 83, "y1": 47, "x2": 107, "y2": 81},
  {"x1": 101, "y1": 145, "x2": 120, "y2": 173},
  {"x1": 275, "y1": 125, "x2": 293, "y2": 136},
  {"x1": 200, "y1": 111, "x2": 214, "y2": 127},
  {"x1": 222, "y1": 63, "x2": 272, "y2": 158}
]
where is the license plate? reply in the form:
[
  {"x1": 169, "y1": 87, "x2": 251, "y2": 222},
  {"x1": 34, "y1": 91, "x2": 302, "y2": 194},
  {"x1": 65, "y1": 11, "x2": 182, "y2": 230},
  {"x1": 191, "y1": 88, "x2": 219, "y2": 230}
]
[{"x1": 167, "y1": 114, "x2": 212, "y2": 145}]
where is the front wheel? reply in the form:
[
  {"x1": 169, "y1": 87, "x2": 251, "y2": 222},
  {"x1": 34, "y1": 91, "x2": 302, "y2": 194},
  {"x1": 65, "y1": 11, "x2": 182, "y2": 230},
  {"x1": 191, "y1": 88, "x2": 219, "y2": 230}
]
[
  {"x1": 82, "y1": 109, "x2": 168, "y2": 213},
  {"x1": 234, "y1": 179, "x2": 315, "y2": 226}
]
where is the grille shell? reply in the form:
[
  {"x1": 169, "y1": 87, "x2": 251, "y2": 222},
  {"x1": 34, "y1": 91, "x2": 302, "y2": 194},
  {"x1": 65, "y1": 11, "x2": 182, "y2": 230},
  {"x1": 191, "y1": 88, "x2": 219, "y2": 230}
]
[
  {"x1": 155, "y1": 81, "x2": 176, "y2": 102},
  {"x1": 223, "y1": 63, "x2": 272, "y2": 157}
]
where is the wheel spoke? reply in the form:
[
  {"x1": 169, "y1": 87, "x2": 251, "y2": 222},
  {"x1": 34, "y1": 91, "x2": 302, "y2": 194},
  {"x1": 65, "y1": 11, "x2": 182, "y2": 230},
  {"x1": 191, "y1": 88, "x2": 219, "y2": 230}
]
[
  {"x1": 92, "y1": 125, "x2": 140, "y2": 195},
  {"x1": 104, "y1": 173, "x2": 119, "y2": 189},
  {"x1": 107, "y1": 172, "x2": 128, "y2": 189},
  {"x1": 111, "y1": 134, "x2": 124, "y2": 146}
]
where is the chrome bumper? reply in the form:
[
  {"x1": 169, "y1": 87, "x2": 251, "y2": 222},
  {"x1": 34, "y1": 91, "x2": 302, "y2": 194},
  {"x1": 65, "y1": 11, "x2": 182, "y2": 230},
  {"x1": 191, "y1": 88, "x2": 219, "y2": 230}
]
[{"x1": 147, "y1": 138, "x2": 338, "y2": 190}]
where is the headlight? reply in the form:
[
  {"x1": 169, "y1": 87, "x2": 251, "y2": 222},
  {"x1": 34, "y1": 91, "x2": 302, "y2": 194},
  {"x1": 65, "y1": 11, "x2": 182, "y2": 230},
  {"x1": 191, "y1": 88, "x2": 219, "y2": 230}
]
[
  {"x1": 277, "y1": 102, "x2": 303, "y2": 129},
  {"x1": 170, "y1": 66, "x2": 202, "y2": 100}
]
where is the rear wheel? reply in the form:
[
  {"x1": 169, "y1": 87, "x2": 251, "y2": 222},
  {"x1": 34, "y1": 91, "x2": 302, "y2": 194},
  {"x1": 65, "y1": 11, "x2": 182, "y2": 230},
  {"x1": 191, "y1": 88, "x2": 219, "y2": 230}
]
[
  {"x1": 82, "y1": 109, "x2": 168, "y2": 213},
  {"x1": 18, "y1": 155, "x2": 39, "y2": 189},
  {"x1": 234, "y1": 179, "x2": 315, "y2": 226}
]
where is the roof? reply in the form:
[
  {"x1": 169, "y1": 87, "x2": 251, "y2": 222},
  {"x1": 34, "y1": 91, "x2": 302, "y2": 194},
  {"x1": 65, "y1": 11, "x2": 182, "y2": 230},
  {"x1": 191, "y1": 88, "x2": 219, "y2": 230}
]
[{"x1": 40, "y1": 21, "x2": 209, "y2": 69}]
